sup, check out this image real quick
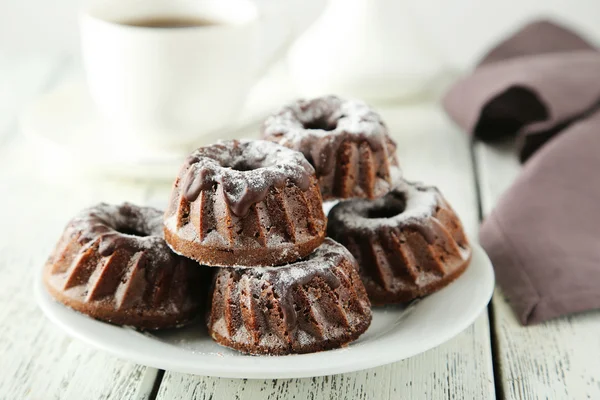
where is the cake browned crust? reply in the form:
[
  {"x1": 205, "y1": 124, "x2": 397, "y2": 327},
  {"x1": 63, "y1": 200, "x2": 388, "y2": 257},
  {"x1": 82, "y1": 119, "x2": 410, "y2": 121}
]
[
  {"x1": 164, "y1": 139, "x2": 327, "y2": 267},
  {"x1": 207, "y1": 238, "x2": 372, "y2": 355},
  {"x1": 327, "y1": 180, "x2": 471, "y2": 305},
  {"x1": 44, "y1": 203, "x2": 205, "y2": 330},
  {"x1": 262, "y1": 95, "x2": 401, "y2": 200}
]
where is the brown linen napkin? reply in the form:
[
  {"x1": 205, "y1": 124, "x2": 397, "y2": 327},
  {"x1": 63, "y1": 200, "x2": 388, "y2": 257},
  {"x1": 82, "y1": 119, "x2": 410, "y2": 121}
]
[
  {"x1": 442, "y1": 20, "x2": 600, "y2": 324},
  {"x1": 444, "y1": 20, "x2": 600, "y2": 161},
  {"x1": 481, "y1": 111, "x2": 600, "y2": 324}
]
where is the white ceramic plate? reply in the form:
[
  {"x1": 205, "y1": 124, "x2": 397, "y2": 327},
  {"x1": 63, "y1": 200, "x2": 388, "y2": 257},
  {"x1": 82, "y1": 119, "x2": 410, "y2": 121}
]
[{"x1": 36, "y1": 243, "x2": 494, "y2": 379}]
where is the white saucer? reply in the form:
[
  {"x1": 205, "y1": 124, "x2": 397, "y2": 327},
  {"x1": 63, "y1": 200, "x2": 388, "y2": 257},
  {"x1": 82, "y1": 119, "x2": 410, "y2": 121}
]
[
  {"x1": 36, "y1": 244, "x2": 494, "y2": 379},
  {"x1": 20, "y1": 82, "x2": 191, "y2": 180},
  {"x1": 20, "y1": 68, "x2": 296, "y2": 180}
]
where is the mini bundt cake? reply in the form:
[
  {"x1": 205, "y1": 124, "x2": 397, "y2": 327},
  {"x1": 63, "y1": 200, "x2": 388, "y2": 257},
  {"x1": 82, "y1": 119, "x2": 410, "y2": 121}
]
[
  {"x1": 164, "y1": 139, "x2": 327, "y2": 267},
  {"x1": 262, "y1": 95, "x2": 401, "y2": 200},
  {"x1": 327, "y1": 180, "x2": 471, "y2": 305},
  {"x1": 44, "y1": 203, "x2": 205, "y2": 329},
  {"x1": 207, "y1": 238, "x2": 372, "y2": 355}
]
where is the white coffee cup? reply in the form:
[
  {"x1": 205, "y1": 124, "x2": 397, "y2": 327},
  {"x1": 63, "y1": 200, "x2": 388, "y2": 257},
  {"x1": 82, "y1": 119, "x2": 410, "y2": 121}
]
[{"x1": 80, "y1": 0, "x2": 292, "y2": 149}]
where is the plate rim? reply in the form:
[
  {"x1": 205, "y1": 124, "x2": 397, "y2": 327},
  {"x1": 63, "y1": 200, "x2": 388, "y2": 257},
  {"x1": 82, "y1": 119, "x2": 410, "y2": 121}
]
[{"x1": 35, "y1": 243, "x2": 495, "y2": 379}]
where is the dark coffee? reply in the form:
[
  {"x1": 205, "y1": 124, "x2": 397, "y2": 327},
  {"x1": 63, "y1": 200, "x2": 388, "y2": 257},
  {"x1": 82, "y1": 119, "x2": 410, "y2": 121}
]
[{"x1": 121, "y1": 17, "x2": 219, "y2": 28}]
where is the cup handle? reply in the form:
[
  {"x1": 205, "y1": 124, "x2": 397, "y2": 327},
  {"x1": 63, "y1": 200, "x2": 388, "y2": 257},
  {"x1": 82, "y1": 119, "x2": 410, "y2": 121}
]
[{"x1": 254, "y1": 1, "x2": 298, "y2": 79}]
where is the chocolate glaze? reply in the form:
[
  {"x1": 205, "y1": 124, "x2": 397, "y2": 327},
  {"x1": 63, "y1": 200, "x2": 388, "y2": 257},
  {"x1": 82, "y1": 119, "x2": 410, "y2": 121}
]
[
  {"x1": 269, "y1": 265, "x2": 340, "y2": 330},
  {"x1": 71, "y1": 203, "x2": 172, "y2": 258},
  {"x1": 262, "y1": 96, "x2": 396, "y2": 175},
  {"x1": 402, "y1": 221, "x2": 437, "y2": 245},
  {"x1": 181, "y1": 140, "x2": 315, "y2": 217}
]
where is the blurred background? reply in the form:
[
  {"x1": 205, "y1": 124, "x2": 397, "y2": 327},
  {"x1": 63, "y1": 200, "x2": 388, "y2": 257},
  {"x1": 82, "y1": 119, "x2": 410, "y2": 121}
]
[
  {"x1": 3, "y1": 0, "x2": 600, "y2": 68},
  {"x1": 2, "y1": 0, "x2": 600, "y2": 182}
]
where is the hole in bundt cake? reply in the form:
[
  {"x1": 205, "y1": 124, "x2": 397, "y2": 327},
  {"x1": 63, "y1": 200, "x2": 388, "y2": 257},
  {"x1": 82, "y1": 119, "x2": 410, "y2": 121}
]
[
  {"x1": 366, "y1": 197, "x2": 406, "y2": 219},
  {"x1": 303, "y1": 117, "x2": 337, "y2": 131},
  {"x1": 118, "y1": 227, "x2": 149, "y2": 237},
  {"x1": 231, "y1": 155, "x2": 279, "y2": 172},
  {"x1": 232, "y1": 160, "x2": 261, "y2": 171}
]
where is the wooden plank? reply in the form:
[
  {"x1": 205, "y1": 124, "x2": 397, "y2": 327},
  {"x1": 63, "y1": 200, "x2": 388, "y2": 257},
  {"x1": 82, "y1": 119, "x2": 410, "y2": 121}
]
[
  {"x1": 0, "y1": 153, "x2": 161, "y2": 400},
  {"x1": 157, "y1": 105, "x2": 495, "y2": 399},
  {"x1": 0, "y1": 57, "x2": 159, "y2": 400},
  {"x1": 475, "y1": 140, "x2": 600, "y2": 399},
  {"x1": 158, "y1": 319, "x2": 492, "y2": 400}
]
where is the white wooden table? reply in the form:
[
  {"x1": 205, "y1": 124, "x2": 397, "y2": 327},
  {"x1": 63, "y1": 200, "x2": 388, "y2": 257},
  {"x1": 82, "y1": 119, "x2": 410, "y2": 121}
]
[{"x1": 1, "y1": 55, "x2": 600, "y2": 400}]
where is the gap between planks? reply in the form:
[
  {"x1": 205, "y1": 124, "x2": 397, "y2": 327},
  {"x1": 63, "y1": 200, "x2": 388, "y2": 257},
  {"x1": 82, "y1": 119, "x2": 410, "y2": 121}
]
[
  {"x1": 149, "y1": 370, "x2": 167, "y2": 400},
  {"x1": 469, "y1": 139, "x2": 505, "y2": 400}
]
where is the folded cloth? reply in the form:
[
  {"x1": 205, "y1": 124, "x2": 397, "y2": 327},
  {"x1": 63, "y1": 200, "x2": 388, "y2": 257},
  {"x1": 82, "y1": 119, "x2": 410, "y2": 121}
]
[
  {"x1": 443, "y1": 20, "x2": 600, "y2": 324},
  {"x1": 481, "y1": 111, "x2": 600, "y2": 324},
  {"x1": 445, "y1": 20, "x2": 600, "y2": 161}
]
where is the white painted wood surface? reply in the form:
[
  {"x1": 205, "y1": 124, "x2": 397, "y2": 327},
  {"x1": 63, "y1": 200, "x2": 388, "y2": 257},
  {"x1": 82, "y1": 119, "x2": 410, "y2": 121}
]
[
  {"x1": 2, "y1": 54, "x2": 598, "y2": 400},
  {"x1": 0, "y1": 142, "x2": 160, "y2": 400},
  {"x1": 0, "y1": 56, "x2": 159, "y2": 400},
  {"x1": 475, "y1": 141, "x2": 600, "y2": 400}
]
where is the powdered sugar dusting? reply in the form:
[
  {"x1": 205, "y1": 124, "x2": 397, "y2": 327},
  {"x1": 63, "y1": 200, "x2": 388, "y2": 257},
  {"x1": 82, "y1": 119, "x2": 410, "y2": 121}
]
[
  {"x1": 263, "y1": 96, "x2": 387, "y2": 142},
  {"x1": 74, "y1": 202, "x2": 163, "y2": 236},
  {"x1": 182, "y1": 139, "x2": 314, "y2": 217},
  {"x1": 71, "y1": 202, "x2": 169, "y2": 257},
  {"x1": 246, "y1": 239, "x2": 347, "y2": 286},
  {"x1": 262, "y1": 96, "x2": 395, "y2": 177},
  {"x1": 395, "y1": 181, "x2": 439, "y2": 223},
  {"x1": 329, "y1": 180, "x2": 440, "y2": 230}
]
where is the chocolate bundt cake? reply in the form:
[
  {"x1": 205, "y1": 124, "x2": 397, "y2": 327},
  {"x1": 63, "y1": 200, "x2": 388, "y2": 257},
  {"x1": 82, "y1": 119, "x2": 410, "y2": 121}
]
[
  {"x1": 327, "y1": 181, "x2": 471, "y2": 305},
  {"x1": 262, "y1": 95, "x2": 401, "y2": 200},
  {"x1": 44, "y1": 203, "x2": 204, "y2": 330},
  {"x1": 207, "y1": 238, "x2": 372, "y2": 355},
  {"x1": 164, "y1": 139, "x2": 327, "y2": 267}
]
